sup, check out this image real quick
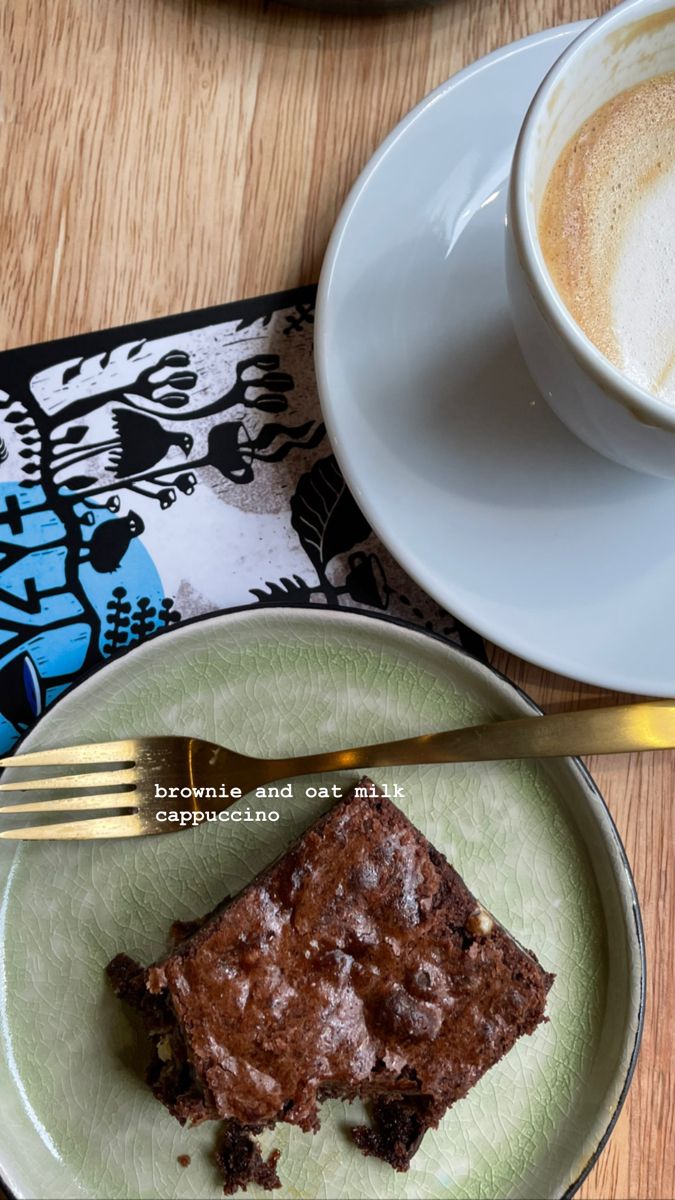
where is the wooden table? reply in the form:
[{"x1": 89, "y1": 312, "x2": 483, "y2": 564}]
[{"x1": 1, "y1": 2, "x2": 673, "y2": 1198}]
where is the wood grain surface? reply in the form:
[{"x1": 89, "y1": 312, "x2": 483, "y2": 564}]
[{"x1": 1, "y1": 2, "x2": 673, "y2": 1199}]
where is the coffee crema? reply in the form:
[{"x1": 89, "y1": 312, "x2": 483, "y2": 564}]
[{"x1": 538, "y1": 72, "x2": 675, "y2": 403}]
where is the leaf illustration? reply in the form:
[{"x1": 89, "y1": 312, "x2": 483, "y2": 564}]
[
  {"x1": 146, "y1": 391, "x2": 190, "y2": 409},
  {"x1": 59, "y1": 425, "x2": 88, "y2": 446},
  {"x1": 0, "y1": 439, "x2": 8, "y2": 465},
  {"x1": 103, "y1": 585, "x2": 131, "y2": 656},
  {"x1": 250, "y1": 575, "x2": 314, "y2": 603},
  {"x1": 62, "y1": 358, "x2": 85, "y2": 385},
  {"x1": 158, "y1": 597, "x2": 181, "y2": 627},
  {"x1": 290, "y1": 455, "x2": 370, "y2": 573},
  {"x1": 130, "y1": 596, "x2": 157, "y2": 641},
  {"x1": 62, "y1": 474, "x2": 97, "y2": 490},
  {"x1": 250, "y1": 396, "x2": 289, "y2": 414}
]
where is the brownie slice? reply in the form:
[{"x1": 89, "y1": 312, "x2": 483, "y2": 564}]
[
  {"x1": 215, "y1": 1123, "x2": 281, "y2": 1195},
  {"x1": 108, "y1": 778, "x2": 553, "y2": 1191}
]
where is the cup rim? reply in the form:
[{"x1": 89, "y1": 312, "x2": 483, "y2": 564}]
[{"x1": 509, "y1": 0, "x2": 675, "y2": 431}]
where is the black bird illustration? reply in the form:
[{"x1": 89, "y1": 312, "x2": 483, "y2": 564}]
[
  {"x1": 110, "y1": 410, "x2": 193, "y2": 474},
  {"x1": 65, "y1": 419, "x2": 325, "y2": 500},
  {"x1": 84, "y1": 510, "x2": 145, "y2": 573},
  {"x1": 0, "y1": 511, "x2": 144, "y2": 576},
  {"x1": 56, "y1": 410, "x2": 193, "y2": 481}
]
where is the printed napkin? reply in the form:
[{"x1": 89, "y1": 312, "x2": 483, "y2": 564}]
[{"x1": 0, "y1": 285, "x2": 485, "y2": 755}]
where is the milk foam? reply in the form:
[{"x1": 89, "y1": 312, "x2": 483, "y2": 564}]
[
  {"x1": 538, "y1": 73, "x2": 675, "y2": 404},
  {"x1": 612, "y1": 168, "x2": 675, "y2": 398}
]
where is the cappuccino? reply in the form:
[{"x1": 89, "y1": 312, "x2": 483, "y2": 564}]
[{"x1": 539, "y1": 72, "x2": 675, "y2": 403}]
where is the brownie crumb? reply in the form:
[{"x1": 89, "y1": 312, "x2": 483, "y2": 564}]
[
  {"x1": 352, "y1": 1095, "x2": 431, "y2": 1171},
  {"x1": 177, "y1": 1154, "x2": 191, "y2": 1167},
  {"x1": 106, "y1": 953, "x2": 148, "y2": 1007},
  {"x1": 216, "y1": 1122, "x2": 281, "y2": 1195},
  {"x1": 106, "y1": 953, "x2": 175, "y2": 1035}
]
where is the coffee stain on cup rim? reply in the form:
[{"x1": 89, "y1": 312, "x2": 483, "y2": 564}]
[
  {"x1": 510, "y1": 219, "x2": 675, "y2": 430},
  {"x1": 607, "y1": 5, "x2": 675, "y2": 53},
  {"x1": 546, "y1": 78, "x2": 567, "y2": 118},
  {"x1": 510, "y1": 5, "x2": 675, "y2": 434}
]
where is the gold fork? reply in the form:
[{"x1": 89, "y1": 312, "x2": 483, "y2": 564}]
[{"x1": 0, "y1": 699, "x2": 673, "y2": 840}]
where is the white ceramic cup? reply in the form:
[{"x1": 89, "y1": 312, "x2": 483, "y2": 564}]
[{"x1": 506, "y1": 0, "x2": 675, "y2": 478}]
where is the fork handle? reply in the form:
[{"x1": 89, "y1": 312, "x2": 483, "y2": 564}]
[{"x1": 260, "y1": 700, "x2": 675, "y2": 779}]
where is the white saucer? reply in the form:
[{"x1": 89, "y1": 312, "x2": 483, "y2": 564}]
[{"x1": 316, "y1": 22, "x2": 675, "y2": 697}]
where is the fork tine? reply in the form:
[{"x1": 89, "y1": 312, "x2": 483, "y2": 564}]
[
  {"x1": 0, "y1": 792, "x2": 137, "y2": 815},
  {"x1": 0, "y1": 813, "x2": 147, "y2": 840},
  {"x1": 0, "y1": 740, "x2": 137, "y2": 769},
  {"x1": 0, "y1": 769, "x2": 136, "y2": 793}
]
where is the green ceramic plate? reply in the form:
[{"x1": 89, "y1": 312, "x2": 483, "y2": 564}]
[{"x1": 0, "y1": 607, "x2": 643, "y2": 1200}]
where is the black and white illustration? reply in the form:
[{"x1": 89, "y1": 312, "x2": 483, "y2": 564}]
[{"x1": 0, "y1": 285, "x2": 485, "y2": 752}]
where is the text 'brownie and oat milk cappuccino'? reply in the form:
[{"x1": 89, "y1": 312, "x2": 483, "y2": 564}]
[{"x1": 538, "y1": 71, "x2": 675, "y2": 403}]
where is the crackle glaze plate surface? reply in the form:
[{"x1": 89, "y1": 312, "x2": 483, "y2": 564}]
[{"x1": 0, "y1": 607, "x2": 643, "y2": 1200}]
